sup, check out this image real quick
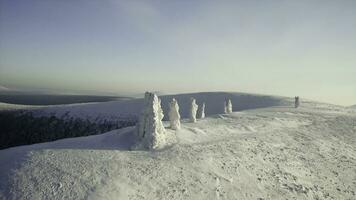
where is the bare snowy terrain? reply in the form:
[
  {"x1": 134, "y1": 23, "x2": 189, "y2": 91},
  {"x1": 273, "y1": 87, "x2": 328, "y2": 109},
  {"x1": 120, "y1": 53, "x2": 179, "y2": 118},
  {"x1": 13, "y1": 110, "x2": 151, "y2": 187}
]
[{"x1": 0, "y1": 93, "x2": 355, "y2": 200}]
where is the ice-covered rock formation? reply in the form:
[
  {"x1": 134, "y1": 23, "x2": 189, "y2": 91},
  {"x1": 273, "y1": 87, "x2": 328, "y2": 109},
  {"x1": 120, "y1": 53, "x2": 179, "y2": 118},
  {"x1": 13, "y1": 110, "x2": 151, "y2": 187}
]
[
  {"x1": 190, "y1": 98, "x2": 198, "y2": 123},
  {"x1": 169, "y1": 98, "x2": 181, "y2": 130},
  {"x1": 136, "y1": 92, "x2": 166, "y2": 149}
]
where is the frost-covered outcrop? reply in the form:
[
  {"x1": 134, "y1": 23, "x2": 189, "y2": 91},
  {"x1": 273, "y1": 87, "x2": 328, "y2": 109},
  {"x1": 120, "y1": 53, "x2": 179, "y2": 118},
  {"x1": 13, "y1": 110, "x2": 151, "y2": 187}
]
[
  {"x1": 225, "y1": 99, "x2": 232, "y2": 114},
  {"x1": 199, "y1": 102, "x2": 205, "y2": 119},
  {"x1": 169, "y1": 98, "x2": 181, "y2": 130},
  {"x1": 190, "y1": 98, "x2": 198, "y2": 123},
  {"x1": 136, "y1": 92, "x2": 166, "y2": 149}
]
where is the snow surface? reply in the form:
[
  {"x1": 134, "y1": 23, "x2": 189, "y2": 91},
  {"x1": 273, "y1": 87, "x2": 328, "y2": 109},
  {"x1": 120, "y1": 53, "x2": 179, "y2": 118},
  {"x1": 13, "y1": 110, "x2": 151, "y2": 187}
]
[{"x1": 0, "y1": 93, "x2": 355, "y2": 200}]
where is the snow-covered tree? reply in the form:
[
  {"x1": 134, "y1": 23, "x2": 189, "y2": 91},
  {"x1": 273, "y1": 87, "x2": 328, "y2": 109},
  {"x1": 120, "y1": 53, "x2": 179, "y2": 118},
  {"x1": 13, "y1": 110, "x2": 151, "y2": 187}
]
[
  {"x1": 190, "y1": 97, "x2": 198, "y2": 123},
  {"x1": 225, "y1": 99, "x2": 232, "y2": 114},
  {"x1": 295, "y1": 96, "x2": 300, "y2": 108},
  {"x1": 169, "y1": 98, "x2": 181, "y2": 130},
  {"x1": 136, "y1": 92, "x2": 166, "y2": 149},
  {"x1": 224, "y1": 102, "x2": 227, "y2": 114},
  {"x1": 199, "y1": 102, "x2": 205, "y2": 119},
  {"x1": 158, "y1": 98, "x2": 164, "y2": 123}
]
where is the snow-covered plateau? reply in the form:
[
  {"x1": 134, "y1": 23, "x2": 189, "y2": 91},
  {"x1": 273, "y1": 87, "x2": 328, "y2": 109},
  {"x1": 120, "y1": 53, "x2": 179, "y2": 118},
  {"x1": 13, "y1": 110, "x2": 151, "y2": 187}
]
[{"x1": 0, "y1": 92, "x2": 355, "y2": 200}]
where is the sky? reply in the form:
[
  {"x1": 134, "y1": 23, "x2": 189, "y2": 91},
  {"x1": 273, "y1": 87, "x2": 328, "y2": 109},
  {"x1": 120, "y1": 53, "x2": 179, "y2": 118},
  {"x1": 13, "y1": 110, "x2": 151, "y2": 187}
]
[{"x1": 0, "y1": 0, "x2": 355, "y2": 105}]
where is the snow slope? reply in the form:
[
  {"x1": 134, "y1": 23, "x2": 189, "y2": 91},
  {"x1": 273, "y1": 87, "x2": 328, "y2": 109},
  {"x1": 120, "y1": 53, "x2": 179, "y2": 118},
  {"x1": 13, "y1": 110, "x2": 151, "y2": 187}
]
[{"x1": 0, "y1": 97, "x2": 355, "y2": 200}]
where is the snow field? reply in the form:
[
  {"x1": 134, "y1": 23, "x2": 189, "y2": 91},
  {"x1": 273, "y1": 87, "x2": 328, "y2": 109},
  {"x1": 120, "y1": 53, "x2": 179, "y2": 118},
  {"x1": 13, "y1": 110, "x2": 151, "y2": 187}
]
[{"x1": 1, "y1": 103, "x2": 355, "y2": 199}]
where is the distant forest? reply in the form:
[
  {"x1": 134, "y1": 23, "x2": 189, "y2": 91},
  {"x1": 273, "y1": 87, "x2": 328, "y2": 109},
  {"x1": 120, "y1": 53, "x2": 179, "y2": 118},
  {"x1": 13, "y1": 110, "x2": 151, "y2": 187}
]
[{"x1": 0, "y1": 111, "x2": 137, "y2": 150}]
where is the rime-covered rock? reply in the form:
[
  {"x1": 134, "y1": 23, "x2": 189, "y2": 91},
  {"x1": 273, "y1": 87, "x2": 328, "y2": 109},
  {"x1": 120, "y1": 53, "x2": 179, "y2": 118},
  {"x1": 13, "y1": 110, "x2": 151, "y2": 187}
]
[
  {"x1": 190, "y1": 98, "x2": 198, "y2": 123},
  {"x1": 136, "y1": 92, "x2": 166, "y2": 149},
  {"x1": 169, "y1": 98, "x2": 181, "y2": 130}
]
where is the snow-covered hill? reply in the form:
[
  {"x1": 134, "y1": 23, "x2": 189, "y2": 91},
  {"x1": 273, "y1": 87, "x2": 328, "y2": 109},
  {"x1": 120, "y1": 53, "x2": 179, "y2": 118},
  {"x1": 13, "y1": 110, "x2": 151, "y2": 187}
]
[
  {"x1": 30, "y1": 92, "x2": 289, "y2": 122},
  {"x1": 0, "y1": 93, "x2": 355, "y2": 200}
]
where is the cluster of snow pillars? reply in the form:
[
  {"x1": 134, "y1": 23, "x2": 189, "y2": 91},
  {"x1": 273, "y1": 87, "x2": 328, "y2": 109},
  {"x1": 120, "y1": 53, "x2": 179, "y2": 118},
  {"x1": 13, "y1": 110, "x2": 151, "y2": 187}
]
[
  {"x1": 169, "y1": 98, "x2": 181, "y2": 130},
  {"x1": 136, "y1": 92, "x2": 166, "y2": 149},
  {"x1": 224, "y1": 99, "x2": 232, "y2": 114},
  {"x1": 136, "y1": 93, "x2": 233, "y2": 149},
  {"x1": 190, "y1": 98, "x2": 199, "y2": 123}
]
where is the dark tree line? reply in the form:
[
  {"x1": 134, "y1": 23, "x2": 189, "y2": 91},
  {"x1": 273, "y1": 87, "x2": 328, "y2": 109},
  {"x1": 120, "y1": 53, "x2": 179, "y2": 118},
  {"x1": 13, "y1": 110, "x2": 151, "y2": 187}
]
[{"x1": 0, "y1": 111, "x2": 137, "y2": 150}]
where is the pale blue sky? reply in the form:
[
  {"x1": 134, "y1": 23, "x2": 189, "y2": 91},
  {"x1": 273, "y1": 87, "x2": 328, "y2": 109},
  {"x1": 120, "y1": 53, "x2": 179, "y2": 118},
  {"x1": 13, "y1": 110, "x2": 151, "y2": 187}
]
[{"x1": 0, "y1": 0, "x2": 355, "y2": 105}]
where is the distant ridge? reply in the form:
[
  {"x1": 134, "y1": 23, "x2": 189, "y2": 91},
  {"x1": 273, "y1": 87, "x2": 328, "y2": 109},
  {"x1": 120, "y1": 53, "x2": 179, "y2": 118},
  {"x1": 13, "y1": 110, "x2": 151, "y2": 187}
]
[{"x1": 0, "y1": 94, "x2": 131, "y2": 106}]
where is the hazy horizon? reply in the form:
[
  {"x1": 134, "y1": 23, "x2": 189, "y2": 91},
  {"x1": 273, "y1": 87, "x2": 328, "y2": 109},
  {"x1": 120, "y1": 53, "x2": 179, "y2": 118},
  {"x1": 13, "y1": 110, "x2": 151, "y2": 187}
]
[{"x1": 1, "y1": 0, "x2": 355, "y2": 106}]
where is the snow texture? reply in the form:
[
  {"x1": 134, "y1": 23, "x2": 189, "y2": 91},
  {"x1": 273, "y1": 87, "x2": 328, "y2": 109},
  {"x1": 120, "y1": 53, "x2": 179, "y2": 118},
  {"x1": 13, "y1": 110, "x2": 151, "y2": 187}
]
[
  {"x1": 189, "y1": 98, "x2": 198, "y2": 123},
  {"x1": 135, "y1": 92, "x2": 166, "y2": 150},
  {"x1": 169, "y1": 98, "x2": 181, "y2": 130}
]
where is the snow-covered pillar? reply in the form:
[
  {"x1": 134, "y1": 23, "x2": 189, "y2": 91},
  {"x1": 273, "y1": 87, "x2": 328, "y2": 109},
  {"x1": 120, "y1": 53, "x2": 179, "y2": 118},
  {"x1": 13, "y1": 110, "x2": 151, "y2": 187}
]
[
  {"x1": 190, "y1": 97, "x2": 198, "y2": 123},
  {"x1": 136, "y1": 92, "x2": 166, "y2": 149},
  {"x1": 169, "y1": 98, "x2": 181, "y2": 130},
  {"x1": 225, "y1": 99, "x2": 232, "y2": 114},
  {"x1": 199, "y1": 102, "x2": 205, "y2": 119}
]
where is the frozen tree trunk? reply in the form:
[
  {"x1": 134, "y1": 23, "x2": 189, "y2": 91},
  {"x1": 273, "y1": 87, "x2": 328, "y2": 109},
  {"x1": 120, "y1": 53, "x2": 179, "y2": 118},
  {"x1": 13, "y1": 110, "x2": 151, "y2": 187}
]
[
  {"x1": 295, "y1": 96, "x2": 300, "y2": 108},
  {"x1": 136, "y1": 92, "x2": 166, "y2": 149},
  {"x1": 190, "y1": 98, "x2": 198, "y2": 123},
  {"x1": 225, "y1": 99, "x2": 232, "y2": 114},
  {"x1": 169, "y1": 98, "x2": 181, "y2": 130},
  {"x1": 199, "y1": 102, "x2": 205, "y2": 119}
]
